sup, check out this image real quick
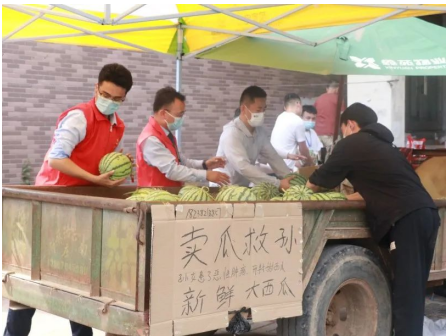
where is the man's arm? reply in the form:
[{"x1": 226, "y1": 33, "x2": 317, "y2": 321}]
[
  {"x1": 294, "y1": 121, "x2": 313, "y2": 165},
  {"x1": 222, "y1": 132, "x2": 281, "y2": 187},
  {"x1": 307, "y1": 139, "x2": 352, "y2": 190},
  {"x1": 259, "y1": 140, "x2": 291, "y2": 179},
  {"x1": 346, "y1": 192, "x2": 364, "y2": 201},
  {"x1": 144, "y1": 138, "x2": 229, "y2": 185},
  {"x1": 48, "y1": 110, "x2": 124, "y2": 187},
  {"x1": 298, "y1": 141, "x2": 313, "y2": 166}
]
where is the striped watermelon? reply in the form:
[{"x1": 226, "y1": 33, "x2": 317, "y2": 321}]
[
  {"x1": 178, "y1": 185, "x2": 200, "y2": 197},
  {"x1": 309, "y1": 193, "x2": 332, "y2": 201},
  {"x1": 283, "y1": 185, "x2": 313, "y2": 201},
  {"x1": 126, "y1": 188, "x2": 179, "y2": 202},
  {"x1": 99, "y1": 152, "x2": 133, "y2": 180},
  {"x1": 284, "y1": 173, "x2": 308, "y2": 187},
  {"x1": 251, "y1": 182, "x2": 281, "y2": 201},
  {"x1": 324, "y1": 192, "x2": 347, "y2": 200},
  {"x1": 180, "y1": 187, "x2": 214, "y2": 202},
  {"x1": 270, "y1": 196, "x2": 283, "y2": 201},
  {"x1": 215, "y1": 186, "x2": 257, "y2": 202}
]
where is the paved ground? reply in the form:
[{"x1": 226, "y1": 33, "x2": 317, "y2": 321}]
[{"x1": 2, "y1": 296, "x2": 446, "y2": 335}]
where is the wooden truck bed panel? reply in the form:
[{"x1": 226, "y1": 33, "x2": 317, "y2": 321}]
[{"x1": 2, "y1": 185, "x2": 445, "y2": 335}]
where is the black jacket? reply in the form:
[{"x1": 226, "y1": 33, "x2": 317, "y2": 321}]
[{"x1": 309, "y1": 123, "x2": 436, "y2": 242}]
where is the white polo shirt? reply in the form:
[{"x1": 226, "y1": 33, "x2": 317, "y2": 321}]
[{"x1": 271, "y1": 111, "x2": 306, "y2": 169}]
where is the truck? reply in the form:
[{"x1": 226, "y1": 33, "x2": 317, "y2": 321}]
[{"x1": 2, "y1": 170, "x2": 445, "y2": 336}]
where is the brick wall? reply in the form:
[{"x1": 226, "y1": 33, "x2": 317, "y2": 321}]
[{"x1": 2, "y1": 41, "x2": 328, "y2": 185}]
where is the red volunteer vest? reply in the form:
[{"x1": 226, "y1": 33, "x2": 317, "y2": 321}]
[
  {"x1": 35, "y1": 98, "x2": 125, "y2": 186},
  {"x1": 136, "y1": 116, "x2": 182, "y2": 187}
]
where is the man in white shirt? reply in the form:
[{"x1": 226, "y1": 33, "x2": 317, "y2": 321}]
[
  {"x1": 213, "y1": 86, "x2": 293, "y2": 189},
  {"x1": 302, "y1": 105, "x2": 324, "y2": 164},
  {"x1": 271, "y1": 93, "x2": 313, "y2": 171},
  {"x1": 136, "y1": 86, "x2": 230, "y2": 187}
]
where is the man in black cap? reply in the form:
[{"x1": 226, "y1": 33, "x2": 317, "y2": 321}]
[{"x1": 306, "y1": 103, "x2": 440, "y2": 336}]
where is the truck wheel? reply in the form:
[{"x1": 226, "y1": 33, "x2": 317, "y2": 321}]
[{"x1": 277, "y1": 244, "x2": 392, "y2": 336}]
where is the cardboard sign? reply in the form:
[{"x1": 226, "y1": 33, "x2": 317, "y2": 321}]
[{"x1": 149, "y1": 203, "x2": 303, "y2": 336}]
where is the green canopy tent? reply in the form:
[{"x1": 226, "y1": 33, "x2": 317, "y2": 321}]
[
  {"x1": 197, "y1": 17, "x2": 446, "y2": 76},
  {"x1": 196, "y1": 17, "x2": 446, "y2": 142}
]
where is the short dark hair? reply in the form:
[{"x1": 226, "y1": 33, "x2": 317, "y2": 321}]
[
  {"x1": 98, "y1": 63, "x2": 133, "y2": 93},
  {"x1": 153, "y1": 86, "x2": 186, "y2": 112},
  {"x1": 327, "y1": 80, "x2": 339, "y2": 89},
  {"x1": 340, "y1": 103, "x2": 378, "y2": 128},
  {"x1": 302, "y1": 105, "x2": 317, "y2": 115},
  {"x1": 234, "y1": 107, "x2": 241, "y2": 118},
  {"x1": 284, "y1": 93, "x2": 301, "y2": 108},
  {"x1": 239, "y1": 86, "x2": 267, "y2": 106}
]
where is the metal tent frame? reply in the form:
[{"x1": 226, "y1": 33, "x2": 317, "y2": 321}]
[{"x1": 3, "y1": 4, "x2": 446, "y2": 146}]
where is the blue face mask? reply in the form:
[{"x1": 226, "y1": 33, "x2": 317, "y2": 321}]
[
  {"x1": 96, "y1": 95, "x2": 121, "y2": 116},
  {"x1": 165, "y1": 111, "x2": 184, "y2": 131},
  {"x1": 304, "y1": 120, "x2": 316, "y2": 130}
]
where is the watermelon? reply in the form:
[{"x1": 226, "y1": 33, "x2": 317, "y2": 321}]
[
  {"x1": 251, "y1": 182, "x2": 281, "y2": 201},
  {"x1": 284, "y1": 173, "x2": 308, "y2": 186},
  {"x1": 180, "y1": 187, "x2": 214, "y2": 202},
  {"x1": 283, "y1": 185, "x2": 313, "y2": 201},
  {"x1": 215, "y1": 186, "x2": 256, "y2": 202},
  {"x1": 324, "y1": 192, "x2": 347, "y2": 200},
  {"x1": 270, "y1": 196, "x2": 283, "y2": 201},
  {"x1": 309, "y1": 193, "x2": 332, "y2": 201},
  {"x1": 99, "y1": 152, "x2": 133, "y2": 180},
  {"x1": 178, "y1": 185, "x2": 200, "y2": 197},
  {"x1": 126, "y1": 188, "x2": 179, "y2": 202}
]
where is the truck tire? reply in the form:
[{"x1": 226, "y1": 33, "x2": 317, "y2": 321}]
[{"x1": 277, "y1": 244, "x2": 392, "y2": 336}]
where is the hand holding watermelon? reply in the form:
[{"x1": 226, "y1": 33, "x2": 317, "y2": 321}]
[
  {"x1": 93, "y1": 171, "x2": 127, "y2": 188},
  {"x1": 279, "y1": 175, "x2": 294, "y2": 191},
  {"x1": 98, "y1": 152, "x2": 134, "y2": 186},
  {"x1": 118, "y1": 148, "x2": 136, "y2": 183}
]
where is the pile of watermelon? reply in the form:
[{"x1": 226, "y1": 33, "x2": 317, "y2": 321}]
[{"x1": 124, "y1": 172, "x2": 347, "y2": 203}]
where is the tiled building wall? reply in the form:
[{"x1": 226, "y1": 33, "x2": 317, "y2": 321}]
[{"x1": 2, "y1": 41, "x2": 328, "y2": 184}]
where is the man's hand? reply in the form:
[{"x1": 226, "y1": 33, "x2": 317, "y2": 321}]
[
  {"x1": 119, "y1": 149, "x2": 136, "y2": 183},
  {"x1": 206, "y1": 171, "x2": 230, "y2": 186},
  {"x1": 93, "y1": 171, "x2": 126, "y2": 188},
  {"x1": 346, "y1": 192, "x2": 364, "y2": 201},
  {"x1": 306, "y1": 180, "x2": 320, "y2": 193},
  {"x1": 287, "y1": 153, "x2": 306, "y2": 161},
  {"x1": 279, "y1": 176, "x2": 294, "y2": 191},
  {"x1": 205, "y1": 157, "x2": 226, "y2": 170}
]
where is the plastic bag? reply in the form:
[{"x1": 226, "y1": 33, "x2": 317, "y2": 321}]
[{"x1": 226, "y1": 308, "x2": 251, "y2": 335}]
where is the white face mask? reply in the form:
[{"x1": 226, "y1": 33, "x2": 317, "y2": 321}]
[{"x1": 245, "y1": 105, "x2": 265, "y2": 127}]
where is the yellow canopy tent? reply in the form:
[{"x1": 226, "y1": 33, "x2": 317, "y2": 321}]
[{"x1": 3, "y1": 4, "x2": 446, "y2": 143}]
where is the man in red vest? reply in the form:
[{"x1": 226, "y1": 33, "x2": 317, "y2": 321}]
[
  {"x1": 137, "y1": 86, "x2": 229, "y2": 187},
  {"x1": 4, "y1": 64, "x2": 133, "y2": 336}
]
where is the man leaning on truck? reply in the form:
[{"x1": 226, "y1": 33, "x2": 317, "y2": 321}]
[
  {"x1": 3, "y1": 64, "x2": 134, "y2": 336},
  {"x1": 306, "y1": 103, "x2": 440, "y2": 336}
]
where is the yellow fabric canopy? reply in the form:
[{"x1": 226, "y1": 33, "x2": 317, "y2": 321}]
[{"x1": 3, "y1": 4, "x2": 446, "y2": 54}]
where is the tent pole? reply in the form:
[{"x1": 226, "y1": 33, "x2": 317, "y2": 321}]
[
  {"x1": 5, "y1": 4, "x2": 96, "y2": 23},
  {"x1": 3, "y1": 25, "x2": 177, "y2": 43},
  {"x1": 316, "y1": 8, "x2": 406, "y2": 46},
  {"x1": 115, "y1": 4, "x2": 285, "y2": 25},
  {"x1": 202, "y1": 4, "x2": 316, "y2": 46},
  {"x1": 2, "y1": 5, "x2": 55, "y2": 42},
  {"x1": 184, "y1": 4, "x2": 311, "y2": 60},
  {"x1": 175, "y1": 27, "x2": 184, "y2": 149},
  {"x1": 333, "y1": 76, "x2": 346, "y2": 144}
]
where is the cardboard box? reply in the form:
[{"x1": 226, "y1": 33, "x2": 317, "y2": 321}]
[
  {"x1": 149, "y1": 203, "x2": 303, "y2": 336},
  {"x1": 297, "y1": 165, "x2": 319, "y2": 180}
]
